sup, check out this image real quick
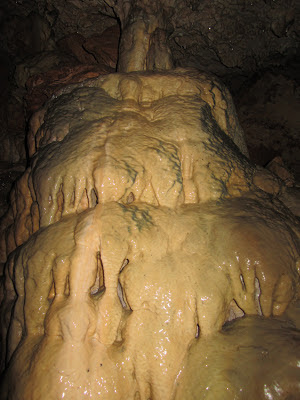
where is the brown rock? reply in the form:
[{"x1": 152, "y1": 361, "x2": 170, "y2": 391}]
[
  {"x1": 252, "y1": 167, "x2": 281, "y2": 195},
  {"x1": 236, "y1": 72, "x2": 300, "y2": 180},
  {"x1": 0, "y1": 162, "x2": 25, "y2": 218},
  {"x1": 57, "y1": 33, "x2": 97, "y2": 64},
  {"x1": 25, "y1": 64, "x2": 112, "y2": 116},
  {"x1": 266, "y1": 156, "x2": 295, "y2": 187},
  {"x1": 83, "y1": 25, "x2": 120, "y2": 69}
]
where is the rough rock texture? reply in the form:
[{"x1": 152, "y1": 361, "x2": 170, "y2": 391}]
[
  {"x1": 25, "y1": 64, "x2": 110, "y2": 115},
  {"x1": 0, "y1": 163, "x2": 25, "y2": 218},
  {"x1": 2, "y1": 0, "x2": 298, "y2": 74},
  {"x1": 0, "y1": 69, "x2": 299, "y2": 399},
  {"x1": 236, "y1": 71, "x2": 300, "y2": 180},
  {"x1": 169, "y1": 1, "x2": 298, "y2": 79},
  {"x1": 0, "y1": 52, "x2": 26, "y2": 164}
]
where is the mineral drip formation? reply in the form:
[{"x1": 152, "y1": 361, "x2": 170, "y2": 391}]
[{"x1": 0, "y1": 2, "x2": 299, "y2": 399}]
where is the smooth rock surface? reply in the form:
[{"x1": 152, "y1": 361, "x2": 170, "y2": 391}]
[{"x1": 0, "y1": 68, "x2": 299, "y2": 399}]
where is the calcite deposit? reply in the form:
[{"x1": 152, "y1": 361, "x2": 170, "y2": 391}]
[{"x1": 0, "y1": 59, "x2": 300, "y2": 399}]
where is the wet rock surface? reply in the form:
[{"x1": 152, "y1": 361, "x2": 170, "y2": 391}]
[
  {"x1": 0, "y1": 1, "x2": 299, "y2": 399},
  {"x1": 0, "y1": 68, "x2": 299, "y2": 399},
  {"x1": 174, "y1": 306, "x2": 300, "y2": 400}
]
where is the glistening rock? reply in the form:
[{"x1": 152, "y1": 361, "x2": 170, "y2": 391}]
[{"x1": 0, "y1": 69, "x2": 299, "y2": 399}]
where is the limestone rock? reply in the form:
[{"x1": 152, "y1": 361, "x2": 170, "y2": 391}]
[
  {"x1": 236, "y1": 71, "x2": 300, "y2": 180},
  {"x1": 0, "y1": 11, "x2": 55, "y2": 59},
  {"x1": 174, "y1": 311, "x2": 300, "y2": 399},
  {"x1": 0, "y1": 163, "x2": 25, "y2": 218},
  {"x1": 0, "y1": 86, "x2": 26, "y2": 164},
  {"x1": 14, "y1": 51, "x2": 75, "y2": 88},
  {"x1": 0, "y1": 68, "x2": 299, "y2": 399},
  {"x1": 24, "y1": 64, "x2": 112, "y2": 116},
  {"x1": 266, "y1": 156, "x2": 295, "y2": 187},
  {"x1": 83, "y1": 25, "x2": 120, "y2": 68},
  {"x1": 57, "y1": 33, "x2": 98, "y2": 65},
  {"x1": 0, "y1": 1, "x2": 299, "y2": 398}
]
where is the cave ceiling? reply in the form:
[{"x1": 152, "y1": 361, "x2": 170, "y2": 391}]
[{"x1": 2, "y1": 0, "x2": 299, "y2": 84}]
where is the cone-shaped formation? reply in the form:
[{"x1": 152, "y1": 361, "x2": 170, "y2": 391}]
[{"x1": 0, "y1": 68, "x2": 299, "y2": 399}]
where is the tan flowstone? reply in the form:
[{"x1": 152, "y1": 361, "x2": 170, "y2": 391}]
[{"x1": 0, "y1": 69, "x2": 299, "y2": 399}]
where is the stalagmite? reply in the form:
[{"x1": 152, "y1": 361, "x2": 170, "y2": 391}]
[{"x1": 0, "y1": 1, "x2": 299, "y2": 399}]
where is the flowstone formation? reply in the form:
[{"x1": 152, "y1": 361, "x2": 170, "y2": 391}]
[{"x1": 0, "y1": 3, "x2": 300, "y2": 400}]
